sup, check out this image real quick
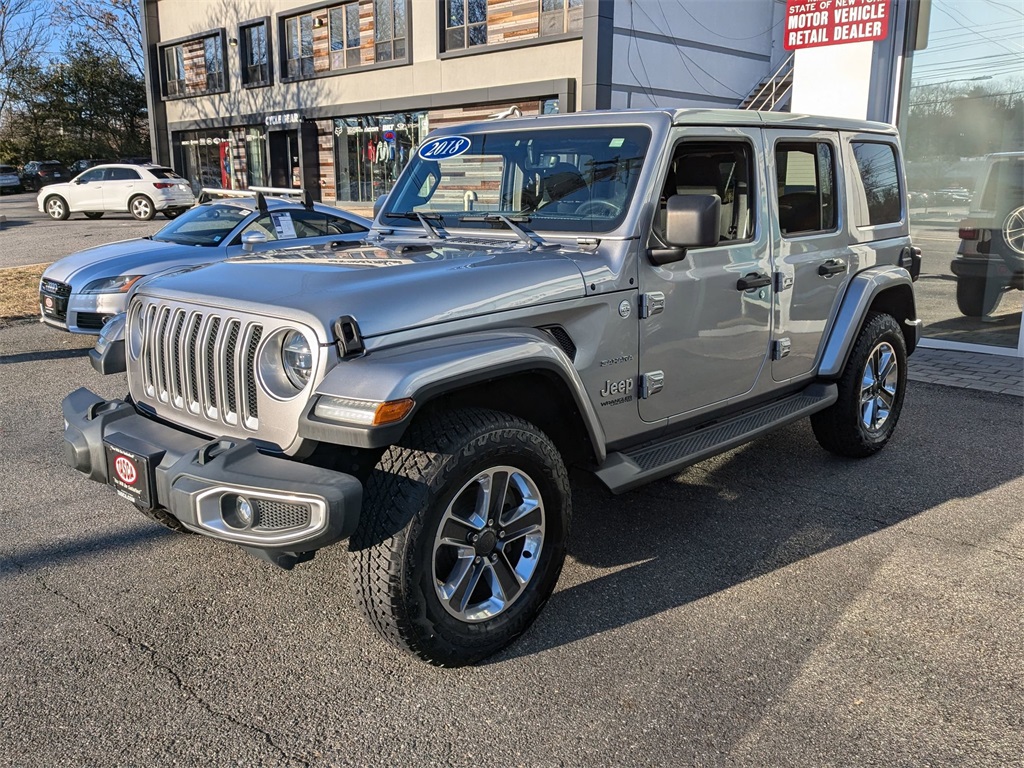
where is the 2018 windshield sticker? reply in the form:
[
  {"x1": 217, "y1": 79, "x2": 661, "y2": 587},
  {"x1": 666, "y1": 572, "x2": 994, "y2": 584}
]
[{"x1": 418, "y1": 136, "x2": 472, "y2": 160}]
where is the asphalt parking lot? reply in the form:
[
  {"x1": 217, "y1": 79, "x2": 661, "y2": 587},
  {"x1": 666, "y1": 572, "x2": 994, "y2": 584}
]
[{"x1": 0, "y1": 318, "x2": 1021, "y2": 767}]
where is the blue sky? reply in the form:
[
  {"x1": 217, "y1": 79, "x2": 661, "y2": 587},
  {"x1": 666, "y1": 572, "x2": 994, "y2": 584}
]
[{"x1": 912, "y1": 0, "x2": 1023, "y2": 87}]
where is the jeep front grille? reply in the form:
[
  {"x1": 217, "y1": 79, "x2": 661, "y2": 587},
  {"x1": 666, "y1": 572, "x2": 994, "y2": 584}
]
[{"x1": 137, "y1": 302, "x2": 263, "y2": 430}]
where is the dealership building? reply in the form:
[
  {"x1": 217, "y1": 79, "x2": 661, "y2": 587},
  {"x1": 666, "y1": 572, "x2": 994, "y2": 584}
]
[{"x1": 141, "y1": 0, "x2": 1023, "y2": 357}]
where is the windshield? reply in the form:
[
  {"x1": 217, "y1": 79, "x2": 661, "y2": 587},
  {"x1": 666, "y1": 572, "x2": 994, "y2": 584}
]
[
  {"x1": 382, "y1": 126, "x2": 651, "y2": 234},
  {"x1": 153, "y1": 203, "x2": 251, "y2": 246}
]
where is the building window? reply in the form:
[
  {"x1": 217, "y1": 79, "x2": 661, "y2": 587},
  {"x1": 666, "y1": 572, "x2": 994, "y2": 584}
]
[
  {"x1": 539, "y1": 0, "x2": 583, "y2": 37},
  {"x1": 374, "y1": 0, "x2": 407, "y2": 62},
  {"x1": 285, "y1": 13, "x2": 315, "y2": 77},
  {"x1": 204, "y1": 36, "x2": 225, "y2": 91},
  {"x1": 241, "y1": 21, "x2": 269, "y2": 86},
  {"x1": 161, "y1": 33, "x2": 226, "y2": 98},
  {"x1": 164, "y1": 46, "x2": 185, "y2": 96},
  {"x1": 445, "y1": 0, "x2": 487, "y2": 51},
  {"x1": 329, "y1": 3, "x2": 361, "y2": 69}
]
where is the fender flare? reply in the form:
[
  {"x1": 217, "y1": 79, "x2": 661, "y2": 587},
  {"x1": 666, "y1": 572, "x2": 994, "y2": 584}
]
[
  {"x1": 298, "y1": 328, "x2": 607, "y2": 460},
  {"x1": 818, "y1": 266, "x2": 919, "y2": 379}
]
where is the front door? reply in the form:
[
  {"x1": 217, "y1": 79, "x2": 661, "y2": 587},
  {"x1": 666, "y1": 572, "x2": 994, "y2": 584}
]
[
  {"x1": 638, "y1": 128, "x2": 773, "y2": 423},
  {"x1": 765, "y1": 130, "x2": 851, "y2": 381},
  {"x1": 72, "y1": 168, "x2": 105, "y2": 210},
  {"x1": 269, "y1": 130, "x2": 299, "y2": 188}
]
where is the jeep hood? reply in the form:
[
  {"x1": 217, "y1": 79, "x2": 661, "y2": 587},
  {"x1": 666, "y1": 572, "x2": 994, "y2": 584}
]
[{"x1": 136, "y1": 240, "x2": 588, "y2": 339}]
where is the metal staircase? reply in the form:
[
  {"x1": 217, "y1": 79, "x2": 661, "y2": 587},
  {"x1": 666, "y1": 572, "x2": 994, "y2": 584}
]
[{"x1": 741, "y1": 53, "x2": 794, "y2": 111}]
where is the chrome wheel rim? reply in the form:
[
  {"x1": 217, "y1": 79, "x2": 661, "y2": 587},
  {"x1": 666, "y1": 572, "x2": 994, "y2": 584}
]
[
  {"x1": 1003, "y1": 206, "x2": 1024, "y2": 255},
  {"x1": 432, "y1": 465, "x2": 545, "y2": 623},
  {"x1": 860, "y1": 341, "x2": 899, "y2": 432},
  {"x1": 47, "y1": 199, "x2": 64, "y2": 218},
  {"x1": 132, "y1": 198, "x2": 151, "y2": 218}
]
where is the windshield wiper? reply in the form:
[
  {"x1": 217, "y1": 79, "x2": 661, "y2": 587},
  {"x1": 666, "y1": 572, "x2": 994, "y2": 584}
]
[
  {"x1": 385, "y1": 211, "x2": 446, "y2": 240},
  {"x1": 457, "y1": 213, "x2": 547, "y2": 250}
]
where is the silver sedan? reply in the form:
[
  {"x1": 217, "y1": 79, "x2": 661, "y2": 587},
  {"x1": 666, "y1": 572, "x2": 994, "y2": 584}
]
[{"x1": 39, "y1": 195, "x2": 371, "y2": 333}]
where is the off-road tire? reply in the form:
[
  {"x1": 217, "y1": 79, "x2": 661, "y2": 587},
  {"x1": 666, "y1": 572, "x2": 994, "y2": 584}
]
[
  {"x1": 350, "y1": 407, "x2": 571, "y2": 667},
  {"x1": 83, "y1": 211, "x2": 104, "y2": 220},
  {"x1": 44, "y1": 195, "x2": 70, "y2": 221},
  {"x1": 955, "y1": 276, "x2": 1002, "y2": 317},
  {"x1": 812, "y1": 312, "x2": 907, "y2": 458},
  {"x1": 129, "y1": 195, "x2": 155, "y2": 221}
]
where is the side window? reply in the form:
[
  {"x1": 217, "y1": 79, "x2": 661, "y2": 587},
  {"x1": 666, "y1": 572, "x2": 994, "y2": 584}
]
[
  {"x1": 850, "y1": 141, "x2": 901, "y2": 226},
  {"x1": 326, "y1": 214, "x2": 368, "y2": 235},
  {"x1": 655, "y1": 141, "x2": 755, "y2": 245},
  {"x1": 79, "y1": 169, "x2": 104, "y2": 183},
  {"x1": 105, "y1": 168, "x2": 141, "y2": 181},
  {"x1": 775, "y1": 142, "x2": 837, "y2": 236}
]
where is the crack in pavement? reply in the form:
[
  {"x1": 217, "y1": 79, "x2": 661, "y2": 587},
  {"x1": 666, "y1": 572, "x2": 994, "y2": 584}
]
[{"x1": 1, "y1": 551, "x2": 310, "y2": 767}]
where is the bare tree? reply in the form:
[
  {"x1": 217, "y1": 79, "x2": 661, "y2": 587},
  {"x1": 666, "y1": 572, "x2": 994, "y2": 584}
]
[
  {"x1": 0, "y1": 0, "x2": 52, "y2": 119},
  {"x1": 55, "y1": 0, "x2": 144, "y2": 78}
]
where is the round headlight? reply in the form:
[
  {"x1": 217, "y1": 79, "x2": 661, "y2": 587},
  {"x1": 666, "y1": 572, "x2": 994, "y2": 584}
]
[{"x1": 281, "y1": 330, "x2": 312, "y2": 389}]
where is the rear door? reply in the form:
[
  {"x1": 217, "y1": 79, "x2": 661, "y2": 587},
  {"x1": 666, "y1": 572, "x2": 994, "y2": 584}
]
[
  {"x1": 765, "y1": 130, "x2": 851, "y2": 382},
  {"x1": 102, "y1": 167, "x2": 142, "y2": 211}
]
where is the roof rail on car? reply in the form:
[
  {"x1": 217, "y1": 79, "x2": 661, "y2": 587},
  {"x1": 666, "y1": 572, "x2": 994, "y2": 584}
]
[{"x1": 249, "y1": 185, "x2": 306, "y2": 198}]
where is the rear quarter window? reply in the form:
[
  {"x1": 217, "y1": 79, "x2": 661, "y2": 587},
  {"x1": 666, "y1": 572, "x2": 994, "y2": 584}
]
[{"x1": 851, "y1": 141, "x2": 901, "y2": 226}]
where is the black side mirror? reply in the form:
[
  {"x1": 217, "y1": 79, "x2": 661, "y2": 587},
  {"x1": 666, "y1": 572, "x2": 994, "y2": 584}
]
[{"x1": 650, "y1": 194, "x2": 721, "y2": 265}]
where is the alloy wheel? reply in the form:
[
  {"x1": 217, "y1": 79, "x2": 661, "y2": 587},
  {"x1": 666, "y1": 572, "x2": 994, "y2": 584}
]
[
  {"x1": 860, "y1": 341, "x2": 899, "y2": 432},
  {"x1": 432, "y1": 465, "x2": 545, "y2": 623}
]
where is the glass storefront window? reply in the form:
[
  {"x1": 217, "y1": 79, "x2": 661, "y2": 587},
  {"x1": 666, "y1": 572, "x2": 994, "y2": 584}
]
[
  {"x1": 903, "y1": 4, "x2": 1024, "y2": 351},
  {"x1": 333, "y1": 112, "x2": 427, "y2": 203},
  {"x1": 177, "y1": 128, "x2": 267, "y2": 194}
]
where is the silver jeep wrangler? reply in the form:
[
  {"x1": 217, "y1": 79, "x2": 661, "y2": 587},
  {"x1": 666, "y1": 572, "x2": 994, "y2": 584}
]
[{"x1": 63, "y1": 109, "x2": 922, "y2": 666}]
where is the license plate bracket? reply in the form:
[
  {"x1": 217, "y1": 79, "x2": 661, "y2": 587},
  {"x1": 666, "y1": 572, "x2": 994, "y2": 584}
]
[
  {"x1": 40, "y1": 291, "x2": 67, "y2": 318},
  {"x1": 104, "y1": 432, "x2": 163, "y2": 509}
]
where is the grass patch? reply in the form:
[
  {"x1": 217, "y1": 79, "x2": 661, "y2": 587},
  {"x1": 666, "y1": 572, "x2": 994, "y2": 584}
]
[{"x1": 0, "y1": 263, "x2": 49, "y2": 320}]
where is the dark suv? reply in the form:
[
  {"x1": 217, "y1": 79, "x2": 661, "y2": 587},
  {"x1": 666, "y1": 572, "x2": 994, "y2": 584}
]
[
  {"x1": 952, "y1": 152, "x2": 1024, "y2": 316},
  {"x1": 21, "y1": 160, "x2": 70, "y2": 192}
]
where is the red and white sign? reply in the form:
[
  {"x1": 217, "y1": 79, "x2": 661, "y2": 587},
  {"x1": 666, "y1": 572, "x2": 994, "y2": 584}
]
[
  {"x1": 784, "y1": 0, "x2": 890, "y2": 50},
  {"x1": 114, "y1": 456, "x2": 137, "y2": 485}
]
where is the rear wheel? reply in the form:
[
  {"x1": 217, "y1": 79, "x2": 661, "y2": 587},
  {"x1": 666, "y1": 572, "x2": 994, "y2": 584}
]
[
  {"x1": 129, "y1": 195, "x2": 155, "y2": 221},
  {"x1": 812, "y1": 312, "x2": 907, "y2": 458},
  {"x1": 83, "y1": 211, "x2": 104, "y2": 220},
  {"x1": 956, "y1": 276, "x2": 1002, "y2": 317},
  {"x1": 350, "y1": 407, "x2": 571, "y2": 666},
  {"x1": 44, "y1": 196, "x2": 70, "y2": 221}
]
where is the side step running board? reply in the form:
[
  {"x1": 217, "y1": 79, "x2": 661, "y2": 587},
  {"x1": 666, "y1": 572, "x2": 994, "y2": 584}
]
[{"x1": 595, "y1": 382, "x2": 838, "y2": 494}]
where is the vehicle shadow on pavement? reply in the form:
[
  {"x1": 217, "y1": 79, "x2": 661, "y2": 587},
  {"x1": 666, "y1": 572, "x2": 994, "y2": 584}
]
[
  {"x1": 492, "y1": 386, "x2": 1024, "y2": 663},
  {"x1": 0, "y1": 525, "x2": 173, "y2": 578},
  {"x1": 0, "y1": 348, "x2": 90, "y2": 365}
]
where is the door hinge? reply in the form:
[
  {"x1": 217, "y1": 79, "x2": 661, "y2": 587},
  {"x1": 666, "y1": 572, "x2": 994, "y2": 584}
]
[
  {"x1": 640, "y1": 371, "x2": 665, "y2": 399},
  {"x1": 772, "y1": 338, "x2": 792, "y2": 360},
  {"x1": 774, "y1": 272, "x2": 793, "y2": 292},
  {"x1": 640, "y1": 292, "x2": 665, "y2": 319}
]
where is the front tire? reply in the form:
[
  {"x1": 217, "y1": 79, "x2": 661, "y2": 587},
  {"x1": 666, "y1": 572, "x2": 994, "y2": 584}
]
[
  {"x1": 812, "y1": 312, "x2": 907, "y2": 458},
  {"x1": 129, "y1": 195, "x2": 155, "y2": 220},
  {"x1": 350, "y1": 407, "x2": 571, "y2": 666},
  {"x1": 44, "y1": 195, "x2": 70, "y2": 221}
]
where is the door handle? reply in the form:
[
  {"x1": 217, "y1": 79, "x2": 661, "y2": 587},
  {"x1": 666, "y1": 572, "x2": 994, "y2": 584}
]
[
  {"x1": 736, "y1": 273, "x2": 771, "y2": 291},
  {"x1": 818, "y1": 258, "x2": 847, "y2": 277}
]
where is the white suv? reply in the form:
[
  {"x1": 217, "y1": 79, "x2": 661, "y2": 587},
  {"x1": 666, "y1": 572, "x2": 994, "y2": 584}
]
[{"x1": 37, "y1": 164, "x2": 195, "y2": 221}]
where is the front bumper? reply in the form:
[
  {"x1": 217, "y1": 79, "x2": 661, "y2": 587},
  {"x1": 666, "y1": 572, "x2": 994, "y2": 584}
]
[
  {"x1": 62, "y1": 387, "x2": 363, "y2": 567},
  {"x1": 39, "y1": 286, "x2": 128, "y2": 334}
]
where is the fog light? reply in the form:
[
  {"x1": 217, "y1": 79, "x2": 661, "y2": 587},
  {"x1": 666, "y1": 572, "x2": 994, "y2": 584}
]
[
  {"x1": 221, "y1": 494, "x2": 255, "y2": 529},
  {"x1": 237, "y1": 497, "x2": 254, "y2": 526}
]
